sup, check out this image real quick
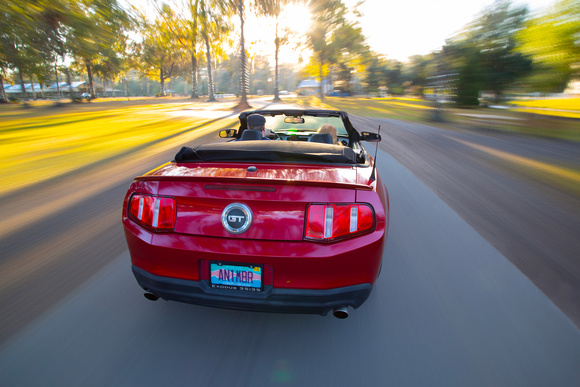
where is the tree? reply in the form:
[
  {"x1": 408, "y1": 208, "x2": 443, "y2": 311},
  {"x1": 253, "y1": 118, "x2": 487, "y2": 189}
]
[
  {"x1": 253, "y1": 0, "x2": 295, "y2": 102},
  {"x1": 67, "y1": 0, "x2": 130, "y2": 99},
  {"x1": 138, "y1": 5, "x2": 187, "y2": 96},
  {"x1": 442, "y1": 0, "x2": 532, "y2": 105},
  {"x1": 236, "y1": 0, "x2": 250, "y2": 108},
  {"x1": 517, "y1": 0, "x2": 580, "y2": 93},
  {"x1": 187, "y1": 0, "x2": 202, "y2": 98},
  {"x1": 330, "y1": 18, "x2": 367, "y2": 92},
  {"x1": 403, "y1": 54, "x2": 432, "y2": 96},
  {"x1": 149, "y1": 0, "x2": 203, "y2": 99},
  {"x1": 0, "y1": 0, "x2": 49, "y2": 101},
  {"x1": 306, "y1": 0, "x2": 347, "y2": 99},
  {"x1": 198, "y1": 0, "x2": 236, "y2": 101},
  {"x1": 306, "y1": 0, "x2": 367, "y2": 98}
]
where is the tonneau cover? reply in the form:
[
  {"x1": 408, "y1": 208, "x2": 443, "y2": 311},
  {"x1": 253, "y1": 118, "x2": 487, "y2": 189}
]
[{"x1": 175, "y1": 141, "x2": 358, "y2": 164}]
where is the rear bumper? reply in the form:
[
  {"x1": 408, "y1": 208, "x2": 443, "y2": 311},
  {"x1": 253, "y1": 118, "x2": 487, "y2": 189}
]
[{"x1": 133, "y1": 265, "x2": 372, "y2": 316}]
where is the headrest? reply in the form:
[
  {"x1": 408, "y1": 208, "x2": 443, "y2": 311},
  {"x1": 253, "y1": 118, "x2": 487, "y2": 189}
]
[
  {"x1": 309, "y1": 133, "x2": 333, "y2": 144},
  {"x1": 239, "y1": 129, "x2": 263, "y2": 141}
]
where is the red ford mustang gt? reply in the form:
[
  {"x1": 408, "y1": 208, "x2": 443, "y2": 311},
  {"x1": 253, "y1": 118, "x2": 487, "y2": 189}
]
[{"x1": 122, "y1": 109, "x2": 389, "y2": 318}]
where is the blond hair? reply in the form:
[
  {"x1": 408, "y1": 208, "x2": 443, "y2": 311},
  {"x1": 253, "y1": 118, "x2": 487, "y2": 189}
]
[{"x1": 318, "y1": 124, "x2": 338, "y2": 144}]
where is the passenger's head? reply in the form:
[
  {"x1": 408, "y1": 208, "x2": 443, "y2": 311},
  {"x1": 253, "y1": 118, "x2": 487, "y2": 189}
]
[
  {"x1": 318, "y1": 124, "x2": 338, "y2": 144},
  {"x1": 247, "y1": 114, "x2": 267, "y2": 136}
]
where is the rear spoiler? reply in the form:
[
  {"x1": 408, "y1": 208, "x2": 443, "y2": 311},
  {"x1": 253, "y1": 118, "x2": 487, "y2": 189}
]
[{"x1": 134, "y1": 175, "x2": 373, "y2": 191}]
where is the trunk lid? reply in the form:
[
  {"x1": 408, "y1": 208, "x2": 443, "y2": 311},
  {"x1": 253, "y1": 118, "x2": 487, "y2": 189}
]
[{"x1": 135, "y1": 162, "x2": 374, "y2": 241}]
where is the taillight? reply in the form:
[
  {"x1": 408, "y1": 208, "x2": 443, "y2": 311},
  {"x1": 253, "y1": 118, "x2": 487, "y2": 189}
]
[
  {"x1": 128, "y1": 194, "x2": 176, "y2": 231},
  {"x1": 305, "y1": 203, "x2": 375, "y2": 242}
]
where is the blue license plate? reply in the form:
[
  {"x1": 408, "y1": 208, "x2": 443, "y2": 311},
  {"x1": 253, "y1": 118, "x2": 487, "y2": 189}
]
[{"x1": 210, "y1": 262, "x2": 262, "y2": 292}]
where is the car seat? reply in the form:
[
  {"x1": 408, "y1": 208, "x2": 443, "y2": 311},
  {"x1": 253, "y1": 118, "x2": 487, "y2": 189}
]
[
  {"x1": 239, "y1": 129, "x2": 263, "y2": 141},
  {"x1": 308, "y1": 133, "x2": 333, "y2": 144}
]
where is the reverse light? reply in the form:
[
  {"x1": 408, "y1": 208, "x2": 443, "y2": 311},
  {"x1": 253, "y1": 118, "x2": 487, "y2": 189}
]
[
  {"x1": 305, "y1": 203, "x2": 375, "y2": 241},
  {"x1": 128, "y1": 194, "x2": 176, "y2": 231}
]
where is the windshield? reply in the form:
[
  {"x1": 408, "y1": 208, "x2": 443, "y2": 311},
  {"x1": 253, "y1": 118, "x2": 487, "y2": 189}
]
[{"x1": 264, "y1": 115, "x2": 348, "y2": 136}]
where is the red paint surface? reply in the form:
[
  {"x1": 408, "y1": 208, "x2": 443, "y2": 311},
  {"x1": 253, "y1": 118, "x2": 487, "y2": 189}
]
[{"x1": 123, "y1": 159, "x2": 388, "y2": 290}]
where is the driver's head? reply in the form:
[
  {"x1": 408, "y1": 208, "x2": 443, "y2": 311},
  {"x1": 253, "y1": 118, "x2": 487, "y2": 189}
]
[{"x1": 247, "y1": 114, "x2": 266, "y2": 135}]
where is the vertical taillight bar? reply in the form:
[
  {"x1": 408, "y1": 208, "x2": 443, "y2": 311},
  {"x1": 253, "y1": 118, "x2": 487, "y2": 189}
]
[
  {"x1": 138, "y1": 196, "x2": 144, "y2": 220},
  {"x1": 152, "y1": 198, "x2": 160, "y2": 228},
  {"x1": 350, "y1": 206, "x2": 358, "y2": 232},
  {"x1": 324, "y1": 207, "x2": 333, "y2": 238}
]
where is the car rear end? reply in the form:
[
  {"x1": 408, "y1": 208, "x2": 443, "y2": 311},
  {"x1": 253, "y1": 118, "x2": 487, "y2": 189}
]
[{"x1": 123, "y1": 158, "x2": 388, "y2": 316}]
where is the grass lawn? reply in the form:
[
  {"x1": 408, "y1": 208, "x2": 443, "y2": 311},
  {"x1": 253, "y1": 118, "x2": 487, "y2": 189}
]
[
  {"x1": 0, "y1": 98, "x2": 238, "y2": 196},
  {"x1": 2, "y1": 95, "x2": 578, "y2": 196},
  {"x1": 292, "y1": 96, "x2": 580, "y2": 142},
  {"x1": 507, "y1": 97, "x2": 580, "y2": 110}
]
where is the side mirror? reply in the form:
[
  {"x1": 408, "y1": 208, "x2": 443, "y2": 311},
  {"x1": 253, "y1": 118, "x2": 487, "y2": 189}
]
[
  {"x1": 219, "y1": 129, "x2": 237, "y2": 138},
  {"x1": 360, "y1": 132, "x2": 381, "y2": 142}
]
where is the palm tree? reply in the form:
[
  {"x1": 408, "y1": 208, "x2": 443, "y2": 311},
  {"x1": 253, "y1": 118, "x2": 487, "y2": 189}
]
[
  {"x1": 236, "y1": 0, "x2": 250, "y2": 109},
  {"x1": 253, "y1": 0, "x2": 293, "y2": 102},
  {"x1": 198, "y1": 0, "x2": 235, "y2": 101},
  {"x1": 188, "y1": 0, "x2": 201, "y2": 98}
]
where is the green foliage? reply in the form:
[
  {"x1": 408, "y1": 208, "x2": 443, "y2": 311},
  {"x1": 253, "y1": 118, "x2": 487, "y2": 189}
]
[
  {"x1": 442, "y1": 0, "x2": 533, "y2": 105},
  {"x1": 517, "y1": 0, "x2": 580, "y2": 93},
  {"x1": 2, "y1": 0, "x2": 578, "y2": 103},
  {"x1": 306, "y1": 0, "x2": 368, "y2": 98},
  {"x1": 362, "y1": 55, "x2": 403, "y2": 95},
  {"x1": 137, "y1": 5, "x2": 188, "y2": 96}
]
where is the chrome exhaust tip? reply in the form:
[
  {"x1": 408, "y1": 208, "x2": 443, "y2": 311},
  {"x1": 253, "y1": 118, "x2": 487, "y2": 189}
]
[
  {"x1": 333, "y1": 306, "x2": 349, "y2": 319},
  {"x1": 144, "y1": 292, "x2": 159, "y2": 301}
]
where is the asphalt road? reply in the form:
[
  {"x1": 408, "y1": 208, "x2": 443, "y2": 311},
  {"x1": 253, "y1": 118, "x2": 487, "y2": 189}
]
[
  {"x1": 350, "y1": 115, "x2": 580, "y2": 328},
  {"x1": 1, "y1": 100, "x2": 579, "y2": 385}
]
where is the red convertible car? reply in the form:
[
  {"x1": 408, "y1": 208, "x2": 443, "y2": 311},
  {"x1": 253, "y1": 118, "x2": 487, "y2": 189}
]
[{"x1": 122, "y1": 109, "x2": 389, "y2": 318}]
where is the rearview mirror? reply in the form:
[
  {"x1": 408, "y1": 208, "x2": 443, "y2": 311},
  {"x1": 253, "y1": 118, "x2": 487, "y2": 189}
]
[
  {"x1": 361, "y1": 132, "x2": 381, "y2": 142},
  {"x1": 219, "y1": 129, "x2": 237, "y2": 138},
  {"x1": 284, "y1": 117, "x2": 305, "y2": 124}
]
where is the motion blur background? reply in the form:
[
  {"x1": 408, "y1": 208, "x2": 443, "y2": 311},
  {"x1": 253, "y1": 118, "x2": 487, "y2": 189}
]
[{"x1": 1, "y1": 0, "x2": 578, "y2": 104}]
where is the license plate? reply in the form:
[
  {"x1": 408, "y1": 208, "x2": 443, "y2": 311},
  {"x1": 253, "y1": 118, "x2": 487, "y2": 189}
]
[{"x1": 210, "y1": 262, "x2": 262, "y2": 292}]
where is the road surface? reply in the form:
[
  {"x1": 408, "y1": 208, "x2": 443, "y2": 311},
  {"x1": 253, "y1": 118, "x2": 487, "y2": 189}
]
[{"x1": 1, "y1": 100, "x2": 579, "y2": 386}]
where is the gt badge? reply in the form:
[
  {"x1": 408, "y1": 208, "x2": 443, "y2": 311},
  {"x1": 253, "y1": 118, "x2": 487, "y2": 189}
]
[{"x1": 222, "y1": 203, "x2": 253, "y2": 234}]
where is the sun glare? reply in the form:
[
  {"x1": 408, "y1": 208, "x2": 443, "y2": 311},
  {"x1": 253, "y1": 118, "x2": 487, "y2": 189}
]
[{"x1": 244, "y1": 3, "x2": 312, "y2": 65}]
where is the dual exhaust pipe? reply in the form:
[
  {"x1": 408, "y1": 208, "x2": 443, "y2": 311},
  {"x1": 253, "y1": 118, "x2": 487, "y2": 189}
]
[
  {"x1": 144, "y1": 292, "x2": 159, "y2": 301},
  {"x1": 332, "y1": 306, "x2": 349, "y2": 319},
  {"x1": 144, "y1": 292, "x2": 350, "y2": 319}
]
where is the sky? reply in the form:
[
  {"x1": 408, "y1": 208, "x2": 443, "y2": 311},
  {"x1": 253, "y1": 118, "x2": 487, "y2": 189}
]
[
  {"x1": 129, "y1": 0, "x2": 558, "y2": 65},
  {"x1": 242, "y1": 0, "x2": 557, "y2": 64},
  {"x1": 341, "y1": 0, "x2": 556, "y2": 62}
]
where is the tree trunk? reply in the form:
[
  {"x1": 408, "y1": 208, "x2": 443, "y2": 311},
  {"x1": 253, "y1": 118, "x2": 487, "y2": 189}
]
[
  {"x1": 18, "y1": 68, "x2": 27, "y2": 101},
  {"x1": 160, "y1": 67, "x2": 165, "y2": 96},
  {"x1": 84, "y1": 58, "x2": 95, "y2": 99},
  {"x1": 190, "y1": 0, "x2": 200, "y2": 99},
  {"x1": 273, "y1": 18, "x2": 280, "y2": 102},
  {"x1": 30, "y1": 77, "x2": 37, "y2": 100},
  {"x1": 204, "y1": 33, "x2": 215, "y2": 102},
  {"x1": 0, "y1": 73, "x2": 7, "y2": 102},
  {"x1": 191, "y1": 52, "x2": 199, "y2": 98},
  {"x1": 55, "y1": 61, "x2": 62, "y2": 99},
  {"x1": 238, "y1": 0, "x2": 249, "y2": 106},
  {"x1": 319, "y1": 56, "x2": 324, "y2": 100},
  {"x1": 66, "y1": 67, "x2": 74, "y2": 102}
]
